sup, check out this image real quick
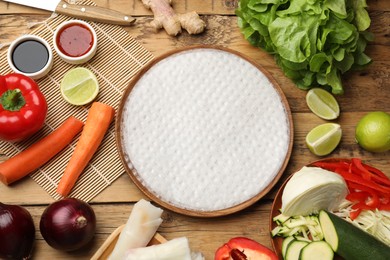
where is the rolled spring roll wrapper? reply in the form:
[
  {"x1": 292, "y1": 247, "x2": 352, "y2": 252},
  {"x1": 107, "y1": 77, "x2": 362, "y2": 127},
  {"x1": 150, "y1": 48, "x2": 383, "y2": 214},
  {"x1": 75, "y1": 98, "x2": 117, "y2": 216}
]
[
  {"x1": 109, "y1": 199, "x2": 163, "y2": 259},
  {"x1": 125, "y1": 237, "x2": 192, "y2": 260}
]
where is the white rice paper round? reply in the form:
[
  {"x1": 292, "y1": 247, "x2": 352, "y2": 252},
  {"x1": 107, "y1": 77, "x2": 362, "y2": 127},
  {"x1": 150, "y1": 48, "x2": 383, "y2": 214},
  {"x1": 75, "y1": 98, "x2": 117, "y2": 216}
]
[{"x1": 120, "y1": 48, "x2": 291, "y2": 212}]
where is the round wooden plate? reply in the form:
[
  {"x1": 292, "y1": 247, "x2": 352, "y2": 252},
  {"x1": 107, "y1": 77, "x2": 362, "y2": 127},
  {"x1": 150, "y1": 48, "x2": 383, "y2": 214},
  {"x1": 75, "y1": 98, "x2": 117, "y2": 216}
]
[
  {"x1": 116, "y1": 45, "x2": 293, "y2": 217},
  {"x1": 269, "y1": 158, "x2": 356, "y2": 259}
]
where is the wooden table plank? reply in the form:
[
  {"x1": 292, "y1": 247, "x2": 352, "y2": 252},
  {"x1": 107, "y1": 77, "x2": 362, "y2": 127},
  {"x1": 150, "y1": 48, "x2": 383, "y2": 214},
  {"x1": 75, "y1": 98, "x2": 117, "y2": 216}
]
[
  {"x1": 1, "y1": 0, "x2": 389, "y2": 15},
  {"x1": 0, "y1": 0, "x2": 238, "y2": 15},
  {"x1": 0, "y1": 1, "x2": 389, "y2": 259},
  {"x1": 24, "y1": 201, "x2": 274, "y2": 260}
]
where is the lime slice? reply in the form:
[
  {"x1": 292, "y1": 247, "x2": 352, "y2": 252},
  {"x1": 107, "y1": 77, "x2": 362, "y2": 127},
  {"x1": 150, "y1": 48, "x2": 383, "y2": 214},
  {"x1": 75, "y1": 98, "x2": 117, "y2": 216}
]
[
  {"x1": 306, "y1": 88, "x2": 340, "y2": 120},
  {"x1": 60, "y1": 67, "x2": 99, "y2": 105},
  {"x1": 306, "y1": 123, "x2": 342, "y2": 156}
]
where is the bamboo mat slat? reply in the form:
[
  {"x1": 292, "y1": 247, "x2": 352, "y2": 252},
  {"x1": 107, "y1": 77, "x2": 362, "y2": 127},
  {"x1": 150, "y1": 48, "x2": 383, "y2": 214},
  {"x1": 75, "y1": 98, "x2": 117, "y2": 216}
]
[{"x1": 0, "y1": 1, "x2": 154, "y2": 201}]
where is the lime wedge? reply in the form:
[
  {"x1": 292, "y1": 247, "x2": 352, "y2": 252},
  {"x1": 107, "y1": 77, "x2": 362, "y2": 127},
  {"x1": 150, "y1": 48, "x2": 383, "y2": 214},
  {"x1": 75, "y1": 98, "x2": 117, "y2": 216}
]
[
  {"x1": 306, "y1": 123, "x2": 342, "y2": 156},
  {"x1": 60, "y1": 67, "x2": 99, "y2": 105},
  {"x1": 306, "y1": 88, "x2": 340, "y2": 120}
]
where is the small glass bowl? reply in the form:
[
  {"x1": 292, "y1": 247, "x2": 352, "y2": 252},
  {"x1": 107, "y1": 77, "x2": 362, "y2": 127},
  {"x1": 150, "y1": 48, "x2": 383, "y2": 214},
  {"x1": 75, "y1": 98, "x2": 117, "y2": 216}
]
[
  {"x1": 53, "y1": 20, "x2": 98, "y2": 65},
  {"x1": 7, "y1": 34, "x2": 53, "y2": 80}
]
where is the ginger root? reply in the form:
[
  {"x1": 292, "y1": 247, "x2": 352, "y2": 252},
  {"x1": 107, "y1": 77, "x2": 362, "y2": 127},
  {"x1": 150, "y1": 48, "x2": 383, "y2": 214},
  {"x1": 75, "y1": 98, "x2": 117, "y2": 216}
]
[{"x1": 140, "y1": 0, "x2": 206, "y2": 36}]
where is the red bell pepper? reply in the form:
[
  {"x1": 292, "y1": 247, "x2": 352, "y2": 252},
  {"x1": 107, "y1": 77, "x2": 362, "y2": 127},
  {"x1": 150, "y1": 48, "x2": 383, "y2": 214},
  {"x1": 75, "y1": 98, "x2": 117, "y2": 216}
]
[
  {"x1": 346, "y1": 191, "x2": 370, "y2": 203},
  {"x1": 349, "y1": 208, "x2": 362, "y2": 220},
  {"x1": 314, "y1": 158, "x2": 390, "y2": 219},
  {"x1": 215, "y1": 237, "x2": 278, "y2": 260},
  {"x1": 364, "y1": 164, "x2": 389, "y2": 180},
  {"x1": 351, "y1": 158, "x2": 371, "y2": 180},
  {"x1": 0, "y1": 73, "x2": 47, "y2": 142}
]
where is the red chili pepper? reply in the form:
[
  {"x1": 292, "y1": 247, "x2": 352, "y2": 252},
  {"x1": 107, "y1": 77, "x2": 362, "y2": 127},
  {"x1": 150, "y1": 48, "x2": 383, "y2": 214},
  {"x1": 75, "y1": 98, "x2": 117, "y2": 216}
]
[
  {"x1": 0, "y1": 73, "x2": 47, "y2": 142},
  {"x1": 215, "y1": 237, "x2": 278, "y2": 260}
]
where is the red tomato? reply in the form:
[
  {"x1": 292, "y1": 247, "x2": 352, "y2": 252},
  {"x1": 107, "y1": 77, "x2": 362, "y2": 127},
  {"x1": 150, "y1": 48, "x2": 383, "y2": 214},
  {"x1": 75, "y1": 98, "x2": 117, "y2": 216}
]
[
  {"x1": 215, "y1": 237, "x2": 278, "y2": 260},
  {"x1": 0, "y1": 73, "x2": 47, "y2": 142}
]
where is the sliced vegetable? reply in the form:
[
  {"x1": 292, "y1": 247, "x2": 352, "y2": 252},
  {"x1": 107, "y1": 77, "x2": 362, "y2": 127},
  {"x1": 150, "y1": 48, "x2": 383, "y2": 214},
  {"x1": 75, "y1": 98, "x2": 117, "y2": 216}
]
[
  {"x1": 0, "y1": 202, "x2": 35, "y2": 259},
  {"x1": 109, "y1": 199, "x2": 163, "y2": 260},
  {"x1": 271, "y1": 214, "x2": 323, "y2": 242},
  {"x1": 39, "y1": 198, "x2": 96, "y2": 252},
  {"x1": 125, "y1": 237, "x2": 192, "y2": 260},
  {"x1": 312, "y1": 158, "x2": 390, "y2": 219},
  {"x1": 299, "y1": 241, "x2": 333, "y2": 260},
  {"x1": 281, "y1": 237, "x2": 295, "y2": 258},
  {"x1": 0, "y1": 116, "x2": 84, "y2": 185},
  {"x1": 336, "y1": 200, "x2": 390, "y2": 246},
  {"x1": 215, "y1": 237, "x2": 278, "y2": 260},
  {"x1": 0, "y1": 73, "x2": 47, "y2": 142},
  {"x1": 281, "y1": 166, "x2": 348, "y2": 216},
  {"x1": 284, "y1": 240, "x2": 308, "y2": 260},
  {"x1": 319, "y1": 210, "x2": 390, "y2": 260},
  {"x1": 57, "y1": 102, "x2": 115, "y2": 197}
]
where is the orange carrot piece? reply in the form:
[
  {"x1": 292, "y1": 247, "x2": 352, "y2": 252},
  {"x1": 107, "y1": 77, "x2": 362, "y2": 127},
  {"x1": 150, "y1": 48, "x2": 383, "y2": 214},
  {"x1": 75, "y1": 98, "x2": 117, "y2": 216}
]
[
  {"x1": 0, "y1": 116, "x2": 84, "y2": 185},
  {"x1": 57, "y1": 102, "x2": 115, "y2": 197}
]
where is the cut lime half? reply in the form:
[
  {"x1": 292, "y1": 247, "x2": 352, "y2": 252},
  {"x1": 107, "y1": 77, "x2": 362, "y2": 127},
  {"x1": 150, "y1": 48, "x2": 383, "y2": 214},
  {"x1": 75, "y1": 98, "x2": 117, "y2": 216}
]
[
  {"x1": 306, "y1": 88, "x2": 340, "y2": 120},
  {"x1": 306, "y1": 123, "x2": 342, "y2": 156},
  {"x1": 60, "y1": 67, "x2": 99, "y2": 105}
]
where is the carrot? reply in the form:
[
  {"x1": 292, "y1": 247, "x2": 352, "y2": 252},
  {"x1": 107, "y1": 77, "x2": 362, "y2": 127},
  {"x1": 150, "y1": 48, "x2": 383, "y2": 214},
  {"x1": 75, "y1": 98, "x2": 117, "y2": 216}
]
[
  {"x1": 57, "y1": 102, "x2": 115, "y2": 197},
  {"x1": 0, "y1": 116, "x2": 84, "y2": 185}
]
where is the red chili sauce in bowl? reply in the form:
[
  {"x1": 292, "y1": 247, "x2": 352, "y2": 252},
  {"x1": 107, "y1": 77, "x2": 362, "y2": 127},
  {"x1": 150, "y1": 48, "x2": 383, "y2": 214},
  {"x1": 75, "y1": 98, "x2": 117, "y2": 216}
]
[{"x1": 56, "y1": 23, "x2": 94, "y2": 57}]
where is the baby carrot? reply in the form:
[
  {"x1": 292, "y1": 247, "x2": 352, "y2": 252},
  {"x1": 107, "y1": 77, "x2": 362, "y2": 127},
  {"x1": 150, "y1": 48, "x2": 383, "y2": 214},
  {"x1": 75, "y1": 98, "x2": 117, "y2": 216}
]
[
  {"x1": 57, "y1": 102, "x2": 115, "y2": 197},
  {"x1": 0, "y1": 116, "x2": 84, "y2": 185}
]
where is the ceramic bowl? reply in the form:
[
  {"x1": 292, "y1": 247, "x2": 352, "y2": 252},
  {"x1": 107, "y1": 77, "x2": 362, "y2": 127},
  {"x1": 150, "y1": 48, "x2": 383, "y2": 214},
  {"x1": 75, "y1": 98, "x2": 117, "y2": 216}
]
[
  {"x1": 7, "y1": 34, "x2": 53, "y2": 80},
  {"x1": 53, "y1": 20, "x2": 98, "y2": 65}
]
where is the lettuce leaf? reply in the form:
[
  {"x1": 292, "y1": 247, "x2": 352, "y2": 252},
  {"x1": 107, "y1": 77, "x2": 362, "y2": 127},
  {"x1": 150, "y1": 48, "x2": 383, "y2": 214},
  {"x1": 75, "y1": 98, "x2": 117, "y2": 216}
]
[{"x1": 236, "y1": 0, "x2": 372, "y2": 94}]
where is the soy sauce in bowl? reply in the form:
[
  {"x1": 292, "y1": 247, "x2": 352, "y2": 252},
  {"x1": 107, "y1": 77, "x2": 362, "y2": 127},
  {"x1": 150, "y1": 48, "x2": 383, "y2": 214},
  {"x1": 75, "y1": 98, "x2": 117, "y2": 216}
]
[
  {"x1": 7, "y1": 35, "x2": 53, "y2": 80},
  {"x1": 12, "y1": 40, "x2": 49, "y2": 73}
]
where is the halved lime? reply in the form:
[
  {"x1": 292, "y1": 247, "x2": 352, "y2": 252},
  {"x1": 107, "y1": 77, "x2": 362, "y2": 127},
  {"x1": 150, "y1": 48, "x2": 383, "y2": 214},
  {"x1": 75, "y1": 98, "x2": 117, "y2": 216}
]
[
  {"x1": 60, "y1": 67, "x2": 99, "y2": 105},
  {"x1": 355, "y1": 111, "x2": 390, "y2": 152},
  {"x1": 306, "y1": 88, "x2": 340, "y2": 120},
  {"x1": 306, "y1": 123, "x2": 342, "y2": 156}
]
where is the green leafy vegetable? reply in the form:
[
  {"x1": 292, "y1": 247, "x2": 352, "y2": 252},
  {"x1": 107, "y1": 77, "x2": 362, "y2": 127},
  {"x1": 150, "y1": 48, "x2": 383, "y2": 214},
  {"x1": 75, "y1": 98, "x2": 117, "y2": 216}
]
[{"x1": 236, "y1": 0, "x2": 373, "y2": 94}]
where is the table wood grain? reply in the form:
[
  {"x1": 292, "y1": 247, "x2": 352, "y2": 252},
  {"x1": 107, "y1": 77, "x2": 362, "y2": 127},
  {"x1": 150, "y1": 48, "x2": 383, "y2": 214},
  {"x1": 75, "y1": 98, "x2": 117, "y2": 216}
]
[{"x1": 1, "y1": 1, "x2": 389, "y2": 259}]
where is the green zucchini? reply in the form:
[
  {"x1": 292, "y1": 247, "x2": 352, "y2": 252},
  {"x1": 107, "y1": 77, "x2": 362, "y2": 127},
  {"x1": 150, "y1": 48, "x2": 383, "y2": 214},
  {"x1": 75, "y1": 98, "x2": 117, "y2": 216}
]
[
  {"x1": 319, "y1": 210, "x2": 390, "y2": 260},
  {"x1": 299, "y1": 241, "x2": 334, "y2": 260},
  {"x1": 282, "y1": 236, "x2": 295, "y2": 258},
  {"x1": 285, "y1": 240, "x2": 308, "y2": 260}
]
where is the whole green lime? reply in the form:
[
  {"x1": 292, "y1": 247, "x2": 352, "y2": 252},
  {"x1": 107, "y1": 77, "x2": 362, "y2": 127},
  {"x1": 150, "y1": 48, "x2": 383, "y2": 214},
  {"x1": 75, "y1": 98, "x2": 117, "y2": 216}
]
[{"x1": 355, "y1": 111, "x2": 390, "y2": 152}]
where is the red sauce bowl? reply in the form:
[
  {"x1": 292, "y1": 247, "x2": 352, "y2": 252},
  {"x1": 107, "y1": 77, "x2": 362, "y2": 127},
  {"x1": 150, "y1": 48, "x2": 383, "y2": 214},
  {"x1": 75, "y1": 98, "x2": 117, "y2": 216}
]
[{"x1": 53, "y1": 20, "x2": 97, "y2": 64}]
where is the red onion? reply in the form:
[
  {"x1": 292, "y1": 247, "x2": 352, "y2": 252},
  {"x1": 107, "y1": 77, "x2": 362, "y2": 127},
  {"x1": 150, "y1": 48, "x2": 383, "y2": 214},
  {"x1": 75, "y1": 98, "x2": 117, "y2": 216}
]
[
  {"x1": 0, "y1": 202, "x2": 35, "y2": 259},
  {"x1": 39, "y1": 198, "x2": 96, "y2": 251}
]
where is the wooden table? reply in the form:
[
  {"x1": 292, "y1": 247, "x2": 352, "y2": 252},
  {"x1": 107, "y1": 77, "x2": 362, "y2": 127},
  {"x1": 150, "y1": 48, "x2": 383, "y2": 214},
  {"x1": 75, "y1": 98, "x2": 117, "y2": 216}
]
[{"x1": 1, "y1": 1, "x2": 389, "y2": 259}]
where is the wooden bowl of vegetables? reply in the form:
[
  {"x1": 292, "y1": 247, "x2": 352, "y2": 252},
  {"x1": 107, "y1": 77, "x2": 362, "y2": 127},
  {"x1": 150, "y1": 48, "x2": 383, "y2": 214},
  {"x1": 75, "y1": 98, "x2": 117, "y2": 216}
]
[{"x1": 270, "y1": 158, "x2": 390, "y2": 260}]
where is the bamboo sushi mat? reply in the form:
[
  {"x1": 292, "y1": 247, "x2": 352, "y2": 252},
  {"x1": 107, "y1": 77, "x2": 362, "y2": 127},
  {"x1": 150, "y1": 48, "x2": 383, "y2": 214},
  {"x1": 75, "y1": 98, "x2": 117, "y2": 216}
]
[{"x1": 0, "y1": 1, "x2": 154, "y2": 201}]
